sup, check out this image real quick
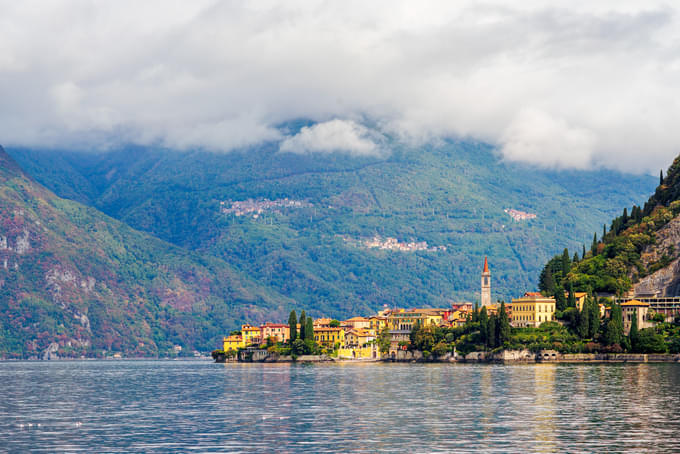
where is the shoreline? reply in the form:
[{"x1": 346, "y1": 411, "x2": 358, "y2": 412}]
[{"x1": 215, "y1": 349, "x2": 680, "y2": 364}]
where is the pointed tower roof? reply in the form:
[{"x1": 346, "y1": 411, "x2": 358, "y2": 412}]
[{"x1": 483, "y1": 256, "x2": 489, "y2": 273}]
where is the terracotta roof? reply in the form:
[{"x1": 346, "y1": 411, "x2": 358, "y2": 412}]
[
  {"x1": 345, "y1": 316, "x2": 370, "y2": 322},
  {"x1": 621, "y1": 300, "x2": 650, "y2": 307},
  {"x1": 483, "y1": 256, "x2": 489, "y2": 273}
]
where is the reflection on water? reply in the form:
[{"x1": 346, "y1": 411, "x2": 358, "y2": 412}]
[{"x1": 1, "y1": 361, "x2": 679, "y2": 452}]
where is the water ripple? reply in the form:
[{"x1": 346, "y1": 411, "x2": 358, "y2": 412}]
[{"x1": 1, "y1": 361, "x2": 679, "y2": 452}]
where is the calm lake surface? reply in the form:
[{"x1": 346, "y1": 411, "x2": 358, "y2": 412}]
[{"x1": 1, "y1": 360, "x2": 679, "y2": 453}]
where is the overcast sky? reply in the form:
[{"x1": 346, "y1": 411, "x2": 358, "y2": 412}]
[{"x1": 1, "y1": 1, "x2": 679, "y2": 173}]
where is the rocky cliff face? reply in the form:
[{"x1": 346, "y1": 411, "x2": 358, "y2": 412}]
[{"x1": 634, "y1": 216, "x2": 680, "y2": 296}]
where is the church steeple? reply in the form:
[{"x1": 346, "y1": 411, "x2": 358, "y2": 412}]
[{"x1": 481, "y1": 256, "x2": 491, "y2": 307}]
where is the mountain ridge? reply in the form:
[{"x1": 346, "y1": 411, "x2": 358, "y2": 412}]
[
  {"x1": 0, "y1": 146, "x2": 294, "y2": 358},
  {"x1": 9, "y1": 140, "x2": 657, "y2": 310}
]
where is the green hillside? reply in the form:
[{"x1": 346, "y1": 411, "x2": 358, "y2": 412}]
[
  {"x1": 10, "y1": 138, "x2": 656, "y2": 314},
  {"x1": 539, "y1": 155, "x2": 680, "y2": 299},
  {"x1": 0, "y1": 147, "x2": 291, "y2": 359}
]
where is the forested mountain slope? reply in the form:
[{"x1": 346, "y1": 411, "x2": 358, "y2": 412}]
[
  {"x1": 540, "y1": 153, "x2": 680, "y2": 301},
  {"x1": 0, "y1": 146, "x2": 291, "y2": 358},
  {"x1": 10, "y1": 138, "x2": 656, "y2": 310}
]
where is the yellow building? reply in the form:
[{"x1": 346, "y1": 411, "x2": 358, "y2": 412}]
[
  {"x1": 222, "y1": 334, "x2": 244, "y2": 351},
  {"x1": 387, "y1": 309, "x2": 445, "y2": 352},
  {"x1": 337, "y1": 344, "x2": 381, "y2": 360},
  {"x1": 314, "y1": 327, "x2": 345, "y2": 347},
  {"x1": 343, "y1": 316, "x2": 371, "y2": 330},
  {"x1": 510, "y1": 292, "x2": 556, "y2": 327},
  {"x1": 369, "y1": 316, "x2": 388, "y2": 334},
  {"x1": 345, "y1": 328, "x2": 375, "y2": 347},
  {"x1": 241, "y1": 324, "x2": 262, "y2": 346}
]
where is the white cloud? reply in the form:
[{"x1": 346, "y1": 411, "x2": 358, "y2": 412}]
[
  {"x1": 279, "y1": 120, "x2": 383, "y2": 156},
  {"x1": 0, "y1": 1, "x2": 679, "y2": 172},
  {"x1": 500, "y1": 109, "x2": 596, "y2": 169}
]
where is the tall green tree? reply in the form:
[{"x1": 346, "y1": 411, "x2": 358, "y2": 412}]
[
  {"x1": 573, "y1": 252, "x2": 579, "y2": 264},
  {"x1": 629, "y1": 309, "x2": 639, "y2": 352},
  {"x1": 305, "y1": 316, "x2": 314, "y2": 341},
  {"x1": 299, "y1": 310, "x2": 307, "y2": 341},
  {"x1": 591, "y1": 233, "x2": 598, "y2": 255},
  {"x1": 288, "y1": 310, "x2": 298, "y2": 343},
  {"x1": 660, "y1": 169, "x2": 664, "y2": 186},
  {"x1": 555, "y1": 289, "x2": 567, "y2": 312},
  {"x1": 541, "y1": 267, "x2": 557, "y2": 296},
  {"x1": 582, "y1": 244, "x2": 586, "y2": 260},
  {"x1": 604, "y1": 303, "x2": 624, "y2": 346},
  {"x1": 578, "y1": 303, "x2": 590, "y2": 338},
  {"x1": 487, "y1": 315, "x2": 497, "y2": 349},
  {"x1": 587, "y1": 298, "x2": 600, "y2": 338},
  {"x1": 479, "y1": 306, "x2": 488, "y2": 345},
  {"x1": 561, "y1": 248, "x2": 571, "y2": 277},
  {"x1": 497, "y1": 302, "x2": 511, "y2": 346},
  {"x1": 377, "y1": 326, "x2": 391, "y2": 355},
  {"x1": 567, "y1": 284, "x2": 576, "y2": 308}
]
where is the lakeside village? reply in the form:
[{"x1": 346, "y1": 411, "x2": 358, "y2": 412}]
[{"x1": 213, "y1": 258, "x2": 680, "y2": 363}]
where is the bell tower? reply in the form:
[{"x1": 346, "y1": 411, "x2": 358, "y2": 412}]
[{"x1": 481, "y1": 256, "x2": 491, "y2": 307}]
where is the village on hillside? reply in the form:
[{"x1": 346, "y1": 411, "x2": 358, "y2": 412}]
[{"x1": 218, "y1": 257, "x2": 676, "y2": 361}]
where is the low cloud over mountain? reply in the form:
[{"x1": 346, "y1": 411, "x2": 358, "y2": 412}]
[{"x1": 0, "y1": 1, "x2": 678, "y2": 172}]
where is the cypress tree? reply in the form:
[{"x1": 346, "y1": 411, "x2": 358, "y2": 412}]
[
  {"x1": 542, "y1": 267, "x2": 556, "y2": 296},
  {"x1": 305, "y1": 316, "x2": 314, "y2": 341},
  {"x1": 578, "y1": 303, "x2": 589, "y2": 338},
  {"x1": 555, "y1": 289, "x2": 567, "y2": 312},
  {"x1": 591, "y1": 233, "x2": 598, "y2": 255},
  {"x1": 629, "y1": 309, "x2": 639, "y2": 352},
  {"x1": 602, "y1": 224, "x2": 607, "y2": 240},
  {"x1": 604, "y1": 303, "x2": 624, "y2": 346},
  {"x1": 622, "y1": 208, "x2": 628, "y2": 226},
  {"x1": 487, "y1": 315, "x2": 497, "y2": 349},
  {"x1": 497, "y1": 302, "x2": 511, "y2": 346},
  {"x1": 660, "y1": 169, "x2": 664, "y2": 186},
  {"x1": 582, "y1": 244, "x2": 586, "y2": 260},
  {"x1": 573, "y1": 252, "x2": 579, "y2": 264},
  {"x1": 479, "y1": 306, "x2": 488, "y2": 345},
  {"x1": 299, "y1": 310, "x2": 307, "y2": 341},
  {"x1": 568, "y1": 283, "x2": 576, "y2": 308},
  {"x1": 561, "y1": 248, "x2": 571, "y2": 278},
  {"x1": 288, "y1": 310, "x2": 298, "y2": 343},
  {"x1": 588, "y1": 298, "x2": 600, "y2": 339}
]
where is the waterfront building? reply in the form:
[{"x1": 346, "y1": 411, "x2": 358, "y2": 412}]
[
  {"x1": 345, "y1": 328, "x2": 375, "y2": 347},
  {"x1": 259, "y1": 323, "x2": 289, "y2": 344},
  {"x1": 223, "y1": 334, "x2": 245, "y2": 351},
  {"x1": 481, "y1": 257, "x2": 491, "y2": 307},
  {"x1": 241, "y1": 324, "x2": 262, "y2": 346},
  {"x1": 510, "y1": 292, "x2": 556, "y2": 327},
  {"x1": 343, "y1": 316, "x2": 371, "y2": 330},
  {"x1": 621, "y1": 300, "x2": 653, "y2": 334},
  {"x1": 387, "y1": 308, "x2": 447, "y2": 352},
  {"x1": 368, "y1": 316, "x2": 388, "y2": 334},
  {"x1": 314, "y1": 326, "x2": 345, "y2": 347}
]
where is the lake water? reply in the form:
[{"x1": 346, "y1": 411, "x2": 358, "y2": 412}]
[{"x1": 2, "y1": 360, "x2": 679, "y2": 453}]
